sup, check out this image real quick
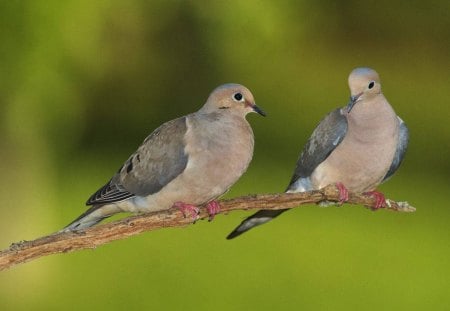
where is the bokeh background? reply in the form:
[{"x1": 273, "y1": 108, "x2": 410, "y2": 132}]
[{"x1": 1, "y1": 1, "x2": 449, "y2": 310}]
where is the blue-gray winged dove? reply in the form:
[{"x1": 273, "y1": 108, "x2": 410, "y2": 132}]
[
  {"x1": 227, "y1": 68, "x2": 408, "y2": 239},
  {"x1": 64, "y1": 84, "x2": 265, "y2": 231}
]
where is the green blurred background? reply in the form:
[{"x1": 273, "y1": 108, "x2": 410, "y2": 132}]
[{"x1": 1, "y1": 1, "x2": 449, "y2": 310}]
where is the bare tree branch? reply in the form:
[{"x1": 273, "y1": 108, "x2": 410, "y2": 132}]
[{"x1": 0, "y1": 185, "x2": 415, "y2": 271}]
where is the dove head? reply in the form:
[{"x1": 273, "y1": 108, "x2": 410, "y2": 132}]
[
  {"x1": 200, "y1": 83, "x2": 266, "y2": 117},
  {"x1": 346, "y1": 68, "x2": 382, "y2": 113}
]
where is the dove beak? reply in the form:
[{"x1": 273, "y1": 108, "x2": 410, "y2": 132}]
[
  {"x1": 346, "y1": 92, "x2": 363, "y2": 113},
  {"x1": 252, "y1": 104, "x2": 266, "y2": 117}
]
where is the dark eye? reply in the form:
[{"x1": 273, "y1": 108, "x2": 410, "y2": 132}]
[
  {"x1": 368, "y1": 81, "x2": 375, "y2": 89},
  {"x1": 233, "y1": 92, "x2": 243, "y2": 101}
]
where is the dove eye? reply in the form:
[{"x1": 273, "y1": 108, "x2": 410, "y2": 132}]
[
  {"x1": 368, "y1": 81, "x2": 375, "y2": 89},
  {"x1": 233, "y1": 92, "x2": 243, "y2": 101}
]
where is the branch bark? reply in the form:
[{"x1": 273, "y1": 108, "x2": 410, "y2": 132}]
[{"x1": 0, "y1": 185, "x2": 415, "y2": 271}]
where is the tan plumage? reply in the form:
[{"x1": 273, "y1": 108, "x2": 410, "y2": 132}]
[
  {"x1": 228, "y1": 68, "x2": 409, "y2": 239},
  {"x1": 64, "y1": 84, "x2": 265, "y2": 231}
]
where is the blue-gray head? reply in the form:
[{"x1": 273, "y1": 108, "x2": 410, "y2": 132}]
[{"x1": 346, "y1": 68, "x2": 382, "y2": 113}]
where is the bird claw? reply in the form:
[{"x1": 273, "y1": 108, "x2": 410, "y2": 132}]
[
  {"x1": 336, "y1": 182, "x2": 349, "y2": 204},
  {"x1": 206, "y1": 200, "x2": 221, "y2": 221},
  {"x1": 363, "y1": 191, "x2": 387, "y2": 209},
  {"x1": 173, "y1": 202, "x2": 200, "y2": 221}
]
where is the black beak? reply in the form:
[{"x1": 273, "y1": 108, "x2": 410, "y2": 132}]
[
  {"x1": 252, "y1": 104, "x2": 266, "y2": 117},
  {"x1": 346, "y1": 93, "x2": 362, "y2": 113}
]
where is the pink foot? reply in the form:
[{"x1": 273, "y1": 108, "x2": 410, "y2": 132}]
[
  {"x1": 173, "y1": 202, "x2": 200, "y2": 221},
  {"x1": 336, "y1": 182, "x2": 349, "y2": 204},
  {"x1": 206, "y1": 200, "x2": 221, "y2": 221},
  {"x1": 363, "y1": 191, "x2": 387, "y2": 209}
]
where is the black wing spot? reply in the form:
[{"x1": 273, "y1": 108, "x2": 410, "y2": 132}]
[{"x1": 126, "y1": 161, "x2": 133, "y2": 173}]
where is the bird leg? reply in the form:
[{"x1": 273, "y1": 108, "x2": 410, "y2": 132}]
[
  {"x1": 206, "y1": 200, "x2": 221, "y2": 221},
  {"x1": 363, "y1": 191, "x2": 387, "y2": 209},
  {"x1": 173, "y1": 202, "x2": 200, "y2": 221},
  {"x1": 336, "y1": 182, "x2": 350, "y2": 204}
]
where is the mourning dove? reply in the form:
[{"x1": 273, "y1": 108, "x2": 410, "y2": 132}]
[
  {"x1": 227, "y1": 68, "x2": 408, "y2": 239},
  {"x1": 64, "y1": 83, "x2": 265, "y2": 231}
]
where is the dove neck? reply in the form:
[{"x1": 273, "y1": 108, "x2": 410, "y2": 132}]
[{"x1": 346, "y1": 96, "x2": 395, "y2": 128}]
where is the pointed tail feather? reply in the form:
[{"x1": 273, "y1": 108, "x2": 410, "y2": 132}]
[
  {"x1": 61, "y1": 204, "x2": 121, "y2": 232},
  {"x1": 226, "y1": 209, "x2": 289, "y2": 239}
]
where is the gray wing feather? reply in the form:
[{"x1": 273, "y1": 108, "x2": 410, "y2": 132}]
[
  {"x1": 288, "y1": 108, "x2": 348, "y2": 186},
  {"x1": 382, "y1": 117, "x2": 409, "y2": 182},
  {"x1": 86, "y1": 182, "x2": 134, "y2": 205},
  {"x1": 87, "y1": 117, "x2": 189, "y2": 205}
]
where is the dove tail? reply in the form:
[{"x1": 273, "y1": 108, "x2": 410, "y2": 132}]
[
  {"x1": 226, "y1": 209, "x2": 289, "y2": 239},
  {"x1": 226, "y1": 181, "x2": 312, "y2": 239},
  {"x1": 61, "y1": 204, "x2": 122, "y2": 232}
]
